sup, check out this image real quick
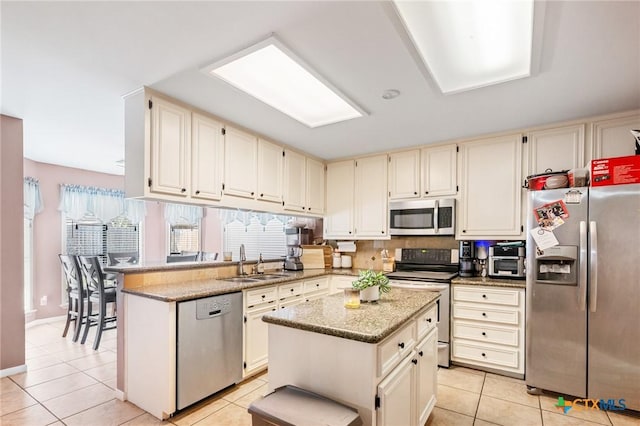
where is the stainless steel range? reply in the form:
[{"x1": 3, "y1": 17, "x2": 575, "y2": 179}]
[{"x1": 386, "y1": 248, "x2": 459, "y2": 367}]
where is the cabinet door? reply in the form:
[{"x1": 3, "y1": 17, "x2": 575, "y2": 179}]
[
  {"x1": 150, "y1": 97, "x2": 190, "y2": 197},
  {"x1": 224, "y1": 126, "x2": 257, "y2": 199},
  {"x1": 191, "y1": 113, "x2": 224, "y2": 201},
  {"x1": 591, "y1": 112, "x2": 640, "y2": 159},
  {"x1": 389, "y1": 150, "x2": 420, "y2": 200},
  {"x1": 377, "y1": 353, "x2": 415, "y2": 426},
  {"x1": 283, "y1": 149, "x2": 306, "y2": 212},
  {"x1": 244, "y1": 304, "x2": 276, "y2": 376},
  {"x1": 355, "y1": 155, "x2": 389, "y2": 238},
  {"x1": 257, "y1": 138, "x2": 283, "y2": 203},
  {"x1": 528, "y1": 125, "x2": 585, "y2": 175},
  {"x1": 324, "y1": 160, "x2": 355, "y2": 238},
  {"x1": 458, "y1": 134, "x2": 523, "y2": 238},
  {"x1": 305, "y1": 157, "x2": 325, "y2": 215},
  {"x1": 422, "y1": 145, "x2": 457, "y2": 197},
  {"x1": 416, "y1": 328, "x2": 437, "y2": 426}
]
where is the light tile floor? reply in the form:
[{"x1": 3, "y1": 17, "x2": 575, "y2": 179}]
[{"x1": 2, "y1": 318, "x2": 640, "y2": 425}]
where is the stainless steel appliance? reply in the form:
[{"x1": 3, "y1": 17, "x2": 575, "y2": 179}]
[
  {"x1": 389, "y1": 198, "x2": 455, "y2": 236},
  {"x1": 386, "y1": 248, "x2": 459, "y2": 367},
  {"x1": 488, "y1": 245, "x2": 525, "y2": 279},
  {"x1": 526, "y1": 184, "x2": 640, "y2": 410},
  {"x1": 177, "y1": 292, "x2": 242, "y2": 410},
  {"x1": 284, "y1": 226, "x2": 308, "y2": 271},
  {"x1": 458, "y1": 241, "x2": 476, "y2": 277}
]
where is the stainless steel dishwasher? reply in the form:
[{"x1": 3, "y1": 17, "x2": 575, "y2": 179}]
[{"x1": 177, "y1": 292, "x2": 242, "y2": 410}]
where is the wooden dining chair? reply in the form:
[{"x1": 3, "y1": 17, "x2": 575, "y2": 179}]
[
  {"x1": 58, "y1": 254, "x2": 86, "y2": 342},
  {"x1": 77, "y1": 255, "x2": 117, "y2": 350}
]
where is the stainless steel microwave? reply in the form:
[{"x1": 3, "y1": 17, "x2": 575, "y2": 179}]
[{"x1": 389, "y1": 199, "x2": 455, "y2": 236}]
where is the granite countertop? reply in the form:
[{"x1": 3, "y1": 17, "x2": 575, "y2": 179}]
[
  {"x1": 452, "y1": 276, "x2": 526, "y2": 289},
  {"x1": 121, "y1": 268, "x2": 364, "y2": 302},
  {"x1": 262, "y1": 288, "x2": 440, "y2": 344}
]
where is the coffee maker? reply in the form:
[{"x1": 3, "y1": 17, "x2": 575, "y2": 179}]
[
  {"x1": 459, "y1": 241, "x2": 476, "y2": 277},
  {"x1": 284, "y1": 226, "x2": 309, "y2": 271}
]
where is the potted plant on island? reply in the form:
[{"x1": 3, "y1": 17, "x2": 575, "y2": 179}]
[{"x1": 352, "y1": 269, "x2": 391, "y2": 302}]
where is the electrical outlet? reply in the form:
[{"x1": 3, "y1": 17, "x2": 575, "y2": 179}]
[{"x1": 40, "y1": 295, "x2": 47, "y2": 306}]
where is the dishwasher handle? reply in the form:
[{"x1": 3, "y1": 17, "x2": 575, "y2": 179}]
[{"x1": 195, "y1": 293, "x2": 238, "y2": 320}]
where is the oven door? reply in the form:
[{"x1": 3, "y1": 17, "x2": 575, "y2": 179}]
[{"x1": 389, "y1": 279, "x2": 451, "y2": 367}]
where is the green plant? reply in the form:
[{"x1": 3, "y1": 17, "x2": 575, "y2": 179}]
[{"x1": 352, "y1": 269, "x2": 391, "y2": 293}]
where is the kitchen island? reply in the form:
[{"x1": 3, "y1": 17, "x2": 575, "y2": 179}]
[{"x1": 262, "y1": 289, "x2": 440, "y2": 426}]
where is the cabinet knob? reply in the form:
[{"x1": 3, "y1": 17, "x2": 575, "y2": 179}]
[
  {"x1": 181, "y1": 188, "x2": 186, "y2": 193},
  {"x1": 482, "y1": 312, "x2": 487, "y2": 317},
  {"x1": 482, "y1": 294, "x2": 487, "y2": 298},
  {"x1": 418, "y1": 351, "x2": 424, "y2": 357},
  {"x1": 425, "y1": 191, "x2": 429, "y2": 195},
  {"x1": 381, "y1": 230, "x2": 384, "y2": 234},
  {"x1": 302, "y1": 206, "x2": 305, "y2": 210},
  {"x1": 307, "y1": 207, "x2": 311, "y2": 210},
  {"x1": 251, "y1": 192, "x2": 255, "y2": 196},
  {"x1": 414, "y1": 191, "x2": 418, "y2": 195},
  {"x1": 481, "y1": 353, "x2": 487, "y2": 357},
  {"x1": 260, "y1": 193, "x2": 264, "y2": 197},
  {"x1": 290, "y1": 288, "x2": 294, "y2": 292},
  {"x1": 462, "y1": 230, "x2": 467, "y2": 233},
  {"x1": 426, "y1": 318, "x2": 432, "y2": 323},
  {"x1": 398, "y1": 342, "x2": 405, "y2": 349},
  {"x1": 411, "y1": 359, "x2": 418, "y2": 365},
  {"x1": 195, "y1": 190, "x2": 200, "y2": 195},
  {"x1": 348, "y1": 231, "x2": 352, "y2": 234},
  {"x1": 261, "y1": 295, "x2": 266, "y2": 299},
  {"x1": 482, "y1": 332, "x2": 487, "y2": 336}
]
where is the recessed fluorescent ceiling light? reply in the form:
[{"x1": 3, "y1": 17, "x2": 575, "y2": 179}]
[
  {"x1": 393, "y1": 0, "x2": 534, "y2": 94},
  {"x1": 203, "y1": 37, "x2": 364, "y2": 128}
]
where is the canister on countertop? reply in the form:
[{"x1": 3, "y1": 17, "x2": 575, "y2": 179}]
[
  {"x1": 332, "y1": 252, "x2": 342, "y2": 268},
  {"x1": 341, "y1": 255, "x2": 352, "y2": 268}
]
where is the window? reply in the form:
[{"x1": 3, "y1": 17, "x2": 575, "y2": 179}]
[
  {"x1": 223, "y1": 216, "x2": 287, "y2": 261},
  {"x1": 169, "y1": 222, "x2": 201, "y2": 254}
]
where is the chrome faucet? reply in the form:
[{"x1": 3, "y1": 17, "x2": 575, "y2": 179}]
[{"x1": 239, "y1": 244, "x2": 246, "y2": 275}]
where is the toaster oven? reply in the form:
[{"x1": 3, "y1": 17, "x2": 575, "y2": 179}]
[{"x1": 488, "y1": 245, "x2": 526, "y2": 279}]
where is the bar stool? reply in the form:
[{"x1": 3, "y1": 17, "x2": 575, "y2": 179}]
[
  {"x1": 77, "y1": 255, "x2": 117, "y2": 350},
  {"x1": 58, "y1": 254, "x2": 86, "y2": 342}
]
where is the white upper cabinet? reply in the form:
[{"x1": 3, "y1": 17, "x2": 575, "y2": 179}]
[
  {"x1": 527, "y1": 124, "x2": 585, "y2": 176},
  {"x1": 458, "y1": 134, "x2": 523, "y2": 239},
  {"x1": 389, "y1": 150, "x2": 420, "y2": 200},
  {"x1": 389, "y1": 145, "x2": 457, "y2": 200},
  {"x1": 421, "y1": 144, "x2": 457, "y2": 197},
  {"x1": 590, "y1": 111, "x2": 640, "y2": 160},
  {"x1": 355, "y1": 155, "x2": 389, "y2": 238},
  {"x1": 325, "y1": 160, "x2": 355, "y2": 238},
  {"x1": 257, "y1": 138, "x2": 283, "y2": 203},
  {"x1": 305, "y1": 157, "x2": 325, "y2": 215},
  {"x1": 283, "y1": 149, "x2": 306, "y2": 212},
  {"x1": 224, "y1": 126, "x2": 257, "y2": 199},
  {"x1": 191, "y1": 113, "x2": 224, "y2": 201},
  {"x1": 149, "y1": 96, "x2": 191, "y2": 197}
]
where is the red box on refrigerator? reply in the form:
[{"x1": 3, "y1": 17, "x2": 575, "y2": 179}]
[{"x1": 590, "y1": 155, "x2": 640, "y2": 186}]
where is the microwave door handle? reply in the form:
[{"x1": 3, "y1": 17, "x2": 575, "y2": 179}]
[
  {"x1": 578, "y1": 221, "x2": 587, "y2": 311},
  {"x1": 434, "y1": 200, "x2": 439, "y2": 234}
]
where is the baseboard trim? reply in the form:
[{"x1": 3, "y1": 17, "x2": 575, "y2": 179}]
[
  {"x1": 0, "y1": 364, "x2": 27, "y2": 378},
  {"x1": 25, "y1": 314, "x2": 67, "y2": 328},
  {"x1": 115, "y1": 388, "x2": 126, "y2": 401}
]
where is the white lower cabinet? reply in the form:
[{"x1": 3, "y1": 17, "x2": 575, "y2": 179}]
[
  {"x1": 377, "y1": 326, "x2": 437, "y2": 426},
  {"x1": 451, "y1": 285, "x2": 525, "y2": 377}
]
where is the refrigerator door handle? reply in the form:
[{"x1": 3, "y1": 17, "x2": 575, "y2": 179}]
[
  {"x1": 578, "y1": 221, "x2": 587, "y2": 311},
  {"x1": 589, "y1": 221, "x2": 598, "y2": 312}
]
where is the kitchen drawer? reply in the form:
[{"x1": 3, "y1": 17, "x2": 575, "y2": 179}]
[
  {"x1": 452, "y1": 304, "x2": 519, "y2": 325},
  {"x1": 245, "y1": 285, "x2": 278, "y2": 308},
  {"x1": 452, "y1": 321, "x2": 519, "y2": 347},
  {"x1": 452, "y1": 341, "x2": 519, "y2": 369},
  {"x1": 279, "y1": 297, "x2": 304, "y2": 310},
  {"x1": 453, "y1": 286, "x2": 520, "y2": 307},
  {"x1": 378, "y1": 322, "x2": 416, "y2": 378},
  {"x1": 303, "y1": 277, "x2": 329, "y2": 294},
  {"x1": 278, "y1": 281, "x2": 304, "y2": 301},
  {"x1": 416, "y1": 304, "x2": 438, "y2": 341}
]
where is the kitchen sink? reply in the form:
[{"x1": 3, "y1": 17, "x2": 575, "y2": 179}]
[
  {"x1": 221, "y1": 273, "x2": 292, "y2": 283},
  {"x1": 221, "y1": 277, "x2": 261, "y2": 283}
]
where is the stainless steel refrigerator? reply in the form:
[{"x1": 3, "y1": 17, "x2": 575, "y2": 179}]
[{"x1": 525, "y1": 183, "x2": 640, "y2": 410}]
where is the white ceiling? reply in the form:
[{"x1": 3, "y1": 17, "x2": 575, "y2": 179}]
[{"x1": 2, "y1": 1, "x2": 639, "y2": 176}]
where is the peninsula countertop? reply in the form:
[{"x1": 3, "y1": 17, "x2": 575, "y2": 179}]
[{"x1": 262, "y1": 288, "x2": 440, "y2": 344}]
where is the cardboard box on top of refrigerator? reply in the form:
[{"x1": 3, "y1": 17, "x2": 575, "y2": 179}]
[{"x1": 590, "y1": 155, "x2": 640, "y2": 186}]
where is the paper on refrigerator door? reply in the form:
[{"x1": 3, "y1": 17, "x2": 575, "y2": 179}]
[{"x1": 530, "y1": 226, "x2": 559, "y2": 250}]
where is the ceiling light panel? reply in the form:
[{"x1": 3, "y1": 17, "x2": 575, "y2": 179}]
[
  {"x1": 393, "y1": 0, "x2": 535, "y2": 94},
  {"x1": 203, "y1": 37, "x2": 365, "y2": 128}
]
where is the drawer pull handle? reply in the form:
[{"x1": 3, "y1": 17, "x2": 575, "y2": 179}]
[
  {"x1": 411, "y1": 359, "x2": 418, "y2": 365},
  {"x1": 481, "y1": 353, "x2": 486, "y2": 357},
  {"x1": 482, "y1": 294, "x2": 487, "y2": 298},
  {"x1": 418, "y1": 351, "x2": 424, "y2": 357},
  {"x1": 398, "y1": 342, "x2": 405, "y2": 349},
  {"x1": 482, "y1": 312, "x2": 487, "y2": 317},
  {"x1": 426, "y1": 318, "x2": 432, "y2": 323}
]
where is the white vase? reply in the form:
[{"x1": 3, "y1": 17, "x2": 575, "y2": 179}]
[{"x1": 360, "y1": 285, "x2": 380, "y2": 302}]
